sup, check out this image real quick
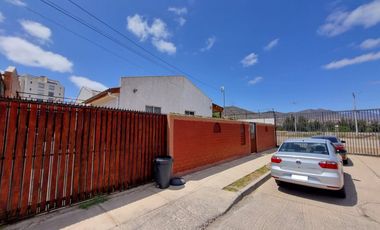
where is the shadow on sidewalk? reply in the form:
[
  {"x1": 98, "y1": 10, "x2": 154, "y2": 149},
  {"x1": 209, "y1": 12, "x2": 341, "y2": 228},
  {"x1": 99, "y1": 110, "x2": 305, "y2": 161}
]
[
  {"x1": 345, "y1": 158, "x2": 354, "y2": 167},
  {"x1": 6, "y1": 184, "x2": 162, "y2": 230},
  {"x1": 6, "y1": 150, "x2": 275, "y2": 230},
  {"x1": 277, "y1": 172, "x2": 357, "y2": 207}
]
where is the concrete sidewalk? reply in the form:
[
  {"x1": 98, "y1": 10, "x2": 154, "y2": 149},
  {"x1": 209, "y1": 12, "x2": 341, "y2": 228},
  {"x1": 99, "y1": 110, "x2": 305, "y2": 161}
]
[{"x1": 6, "y1": 150, "x2": 275, "y2": 230}]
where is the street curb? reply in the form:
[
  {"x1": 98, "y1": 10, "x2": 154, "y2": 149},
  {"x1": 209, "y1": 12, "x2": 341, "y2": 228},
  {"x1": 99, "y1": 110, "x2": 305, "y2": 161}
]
[
  {"x1": 200, "y1": 171, "x2": 271, "y2": 229},
  {"x1": 234, "y1": 171, "x2": 271, "y2": 206}
]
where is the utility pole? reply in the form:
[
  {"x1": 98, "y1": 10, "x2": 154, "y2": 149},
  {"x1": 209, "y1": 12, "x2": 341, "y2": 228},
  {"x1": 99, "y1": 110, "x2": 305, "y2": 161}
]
[
  {"x1": 221, "y1": 86, "x2": 225, "y2": 118},
  {"x1": 291, "y1": 101, "x2": 297, "y2": 132},
  {"x1": 353, "y1": 92, "x2": 358, "y2": 134}
]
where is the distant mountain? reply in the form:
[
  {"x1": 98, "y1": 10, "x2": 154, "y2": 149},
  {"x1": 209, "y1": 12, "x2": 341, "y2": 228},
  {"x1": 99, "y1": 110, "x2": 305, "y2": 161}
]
[
  {"x1": 224, "y1": 106, "x2": 380, "y2": 122},
  {"x1": 224, "y1": 106, "x2": 255, "y2": 117},
  {"x1": 296, "y1": 109, "x2": 335, "y2": 114},
  {"x1": 278, "y1": 108, "x2": 380, "y2": 122}
]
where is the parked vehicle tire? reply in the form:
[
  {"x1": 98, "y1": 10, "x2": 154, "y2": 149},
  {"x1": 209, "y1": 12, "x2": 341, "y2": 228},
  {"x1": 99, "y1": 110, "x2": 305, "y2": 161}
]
[
  {"x1": 343, "y1": 159, "x2": 348, "y2": 165},
  {"x1": 336, "y1": 186, "x2": 346, "y2": 198},
  {"x1": 275, "y1": 180, "x2": 283, "y2": 187}
]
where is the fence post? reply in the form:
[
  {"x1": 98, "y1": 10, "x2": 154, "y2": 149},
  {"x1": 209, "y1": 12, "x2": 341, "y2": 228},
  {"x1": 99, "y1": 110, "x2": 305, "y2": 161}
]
[{"x1": 273, "y1": 109, "x2": 278, "y2": 147}]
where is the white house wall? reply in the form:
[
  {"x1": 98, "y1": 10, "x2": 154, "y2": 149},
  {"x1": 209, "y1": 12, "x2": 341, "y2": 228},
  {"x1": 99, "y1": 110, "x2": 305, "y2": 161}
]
[
  {"x1": 239, "y1": 118, "x2": 275, "y2": 125},
  {"x1": 119, "y1": 76, "x2": 212, "y2": 117},
  {"x1": 76, "y1": 87, "x2": 100, "y2": 104},
  {"x1": 88, "y1": 95, "x2": 119, "y2": 108}
]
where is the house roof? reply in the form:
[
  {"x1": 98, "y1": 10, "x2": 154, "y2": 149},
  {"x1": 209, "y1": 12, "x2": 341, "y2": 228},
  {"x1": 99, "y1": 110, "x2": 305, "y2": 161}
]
[
  {"x1": 84, "y1": 87, "x2": 120, "y2": 104},
  {"x1": 212, "y1": 103, "x2": 224, "y2": 112}
]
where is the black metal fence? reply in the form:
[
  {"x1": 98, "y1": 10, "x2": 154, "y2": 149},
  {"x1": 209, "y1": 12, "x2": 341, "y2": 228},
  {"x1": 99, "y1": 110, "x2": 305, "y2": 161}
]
[{"x1": 227, "y1": 109, "x2": 380, "y2": 156}]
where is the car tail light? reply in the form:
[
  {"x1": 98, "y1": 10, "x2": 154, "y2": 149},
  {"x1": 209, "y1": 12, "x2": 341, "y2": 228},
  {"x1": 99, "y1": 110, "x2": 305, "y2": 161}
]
[
  {"x1": 319, "y1": 161, "x2": 338, "y2": 169},
  {"x1": 271, "y1": 156, "x2": 282, "y2": 163}
]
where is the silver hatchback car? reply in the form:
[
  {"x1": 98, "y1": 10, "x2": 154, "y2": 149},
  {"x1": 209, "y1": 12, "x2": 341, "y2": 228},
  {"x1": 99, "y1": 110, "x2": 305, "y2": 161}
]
[{"x1": 271, "y1": 138, "x2": 345, "y2": 198}]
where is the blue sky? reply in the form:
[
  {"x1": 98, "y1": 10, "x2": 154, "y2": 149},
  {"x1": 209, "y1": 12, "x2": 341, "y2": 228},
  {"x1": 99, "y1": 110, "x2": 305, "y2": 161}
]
[{"x1": 0, "y1": 0, "x2": 380, "y2": 112}]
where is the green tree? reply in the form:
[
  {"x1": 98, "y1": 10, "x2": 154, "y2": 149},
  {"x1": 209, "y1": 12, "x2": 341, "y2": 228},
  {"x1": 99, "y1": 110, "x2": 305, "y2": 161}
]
[
  {"x1": 307, "y1": 120, "x2": 321, "y2": 132},
  {"x1": 358, "y1": 120, "x2": 367, "y2": 132},
  {"x1": 338, "y1": 118, "x2": 355, "y2": 132},
  {"x1": 296, "y1": 116, "x2": 308, "y2": 132},
  {"x1": 282, "y1": 116, "x2": 295, "y2": 131},
  {"x1": 367, "y1": 121, "x2": 380, "y2": 132},
  {"x1": 324, "y1": 121, "x2": 336, "y2": 132}
]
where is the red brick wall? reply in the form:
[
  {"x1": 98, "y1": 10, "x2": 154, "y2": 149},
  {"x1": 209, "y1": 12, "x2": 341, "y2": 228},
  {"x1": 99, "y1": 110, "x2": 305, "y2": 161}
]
[
  {"x1": 168, "y1": 115, "x2": 251, "y2": 174},
  {"x1": 255, "y1": 123, "x2": 276, "y2": 152}
]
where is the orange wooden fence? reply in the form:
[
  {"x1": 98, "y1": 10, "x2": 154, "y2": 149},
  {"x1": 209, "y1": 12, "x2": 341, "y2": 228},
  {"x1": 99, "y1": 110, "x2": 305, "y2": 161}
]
[{"x1": 0, "y1": 98, "x2": 167, "y2": 222}]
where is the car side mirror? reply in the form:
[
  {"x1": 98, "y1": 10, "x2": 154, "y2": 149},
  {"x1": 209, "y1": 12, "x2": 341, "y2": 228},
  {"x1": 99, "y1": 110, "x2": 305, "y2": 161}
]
[{"x1": 341, "y1": 140, "x2": 346, "y2": 143}]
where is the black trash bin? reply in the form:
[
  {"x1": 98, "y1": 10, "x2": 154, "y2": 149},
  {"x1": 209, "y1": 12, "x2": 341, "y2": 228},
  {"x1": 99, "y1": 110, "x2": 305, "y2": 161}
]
[{"x1": 154, "y1": 156, "x2": 173, "y2": 189}]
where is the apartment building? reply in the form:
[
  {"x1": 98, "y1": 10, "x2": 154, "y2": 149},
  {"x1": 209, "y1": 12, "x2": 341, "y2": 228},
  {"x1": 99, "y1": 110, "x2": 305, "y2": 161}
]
[{"x1": 19, "y1": 75, "x2": 65, "y2": 102}]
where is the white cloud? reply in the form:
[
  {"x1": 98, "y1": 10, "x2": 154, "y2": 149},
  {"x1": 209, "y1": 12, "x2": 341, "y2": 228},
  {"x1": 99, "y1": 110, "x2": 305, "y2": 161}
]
[
  {"x1": 152, "y1": 39, "x2": 176, "y2": 55},
  {"x1": 6, "y1": 0, "x2": 26, "y2": 6},
  {"x1": 371, "y1": 80, "x2": 380, "y2": 84},
  {"x1": 264, "y1": 38, "x2": 279, "y2": 51},
  {"x1": 0, "y1": 36, "x2": 73, "y2": 73},
  {"x1": 168, "y1": 7, "x2": 188, "y2": 26},
  {"x1": 200, "y1": 36, "x2": 216, "y2": 52},
  {"x1": 70, "y1": 76, "x2": 107, "y2": 91},
  {"x1": 20, "y1": 20, "x2": 52, "y2": 43},
  {"x1": 241, "y1": 52, "x2": 258, "y2": 67},
  {"x1": 126, "y1": 14, "x2": 150, "y2": 41},
  {"x1": 177, "y1": 17, "x2": 186, "y2": 26},
  {"x1": 126, "y1": 14, "x2": 176, "y2": 54},
  {"x1": 360, "y1": 38, "x2": 380, "y2": 50},
  {"x1": 318, "y1": 0, "x2": 380, "y2": 37},
  {"x1": 323, "y1": 51, "x2": 380, "y2": 69},
  {"x1": 126, "y1": 15, "x2": 169, "y2": 41},
  {"x1": 149, "y1": 19, "x2": 170, "y2": 39},
  {"x1": 168, "y1": 7, "x2": 188, "y2": 15},
  {"x1": 248, "y1": 76, "x2": 263, "y2": 85},
  {"x1": 0, "y1": 12, "x2": 5, "y2": 23}
]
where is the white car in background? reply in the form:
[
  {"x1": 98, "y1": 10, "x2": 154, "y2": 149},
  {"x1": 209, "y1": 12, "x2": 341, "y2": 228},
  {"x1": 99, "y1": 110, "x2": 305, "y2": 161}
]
[{"x1": 271, "y1": 138, "x2": 346, "y2": 198}]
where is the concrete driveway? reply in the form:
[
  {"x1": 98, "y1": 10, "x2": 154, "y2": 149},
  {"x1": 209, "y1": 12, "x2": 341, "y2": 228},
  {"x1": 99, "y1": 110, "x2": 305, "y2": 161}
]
[{"x1": 208, "y1": 155, "x2": 380, "y2": 230}]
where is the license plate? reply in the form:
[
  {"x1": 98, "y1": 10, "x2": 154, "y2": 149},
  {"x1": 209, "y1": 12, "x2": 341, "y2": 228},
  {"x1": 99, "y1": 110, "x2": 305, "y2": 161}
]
[{"x1": 291, "y1": 175, "x2": 308, "y2": 181}]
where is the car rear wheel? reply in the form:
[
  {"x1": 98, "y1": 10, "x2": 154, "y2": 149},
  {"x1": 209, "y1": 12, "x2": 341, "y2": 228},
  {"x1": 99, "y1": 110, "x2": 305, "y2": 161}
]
[
  {"x1": 275, "y1": 180, "x2": 283, "y2": 187},
  {"x1": 335, "y1": 186, "x2": 346, "y2": 198}
]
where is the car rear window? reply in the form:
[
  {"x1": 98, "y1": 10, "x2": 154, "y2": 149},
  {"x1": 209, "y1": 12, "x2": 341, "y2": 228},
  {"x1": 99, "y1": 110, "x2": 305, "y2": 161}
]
[
  {"x1": 279, "y1": 142, "x2": 329, "y2": 155},
  {"x1": 313, "y1": 136, "x2": 338, "y2": 143}
]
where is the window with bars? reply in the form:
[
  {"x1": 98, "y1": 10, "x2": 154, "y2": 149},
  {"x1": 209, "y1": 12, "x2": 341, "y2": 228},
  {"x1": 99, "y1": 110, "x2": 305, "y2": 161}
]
[
  {"x1": 185, "y1": 110, "x2": 195, "y2": 116},
  {"x1": 145, "y1": 105, "x2": 161, "y2": 114},
  {"x1": 38, "y1": 82, "x2": 45, "y2": 88}
]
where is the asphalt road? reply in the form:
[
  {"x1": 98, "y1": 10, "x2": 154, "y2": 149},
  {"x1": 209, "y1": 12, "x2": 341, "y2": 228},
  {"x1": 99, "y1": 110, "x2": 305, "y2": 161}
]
[{"x1": 208, "y1": 155, "x2": 380, "y2": 230}]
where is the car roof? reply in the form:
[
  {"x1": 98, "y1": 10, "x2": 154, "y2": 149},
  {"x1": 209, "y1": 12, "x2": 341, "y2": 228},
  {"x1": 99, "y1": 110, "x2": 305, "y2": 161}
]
[
  {"x1": 312, "y1": 135, "x2": 337, "y2": 138},
  {"x1": 283, "y1": 138, "x2": 330, "y2": 144}
]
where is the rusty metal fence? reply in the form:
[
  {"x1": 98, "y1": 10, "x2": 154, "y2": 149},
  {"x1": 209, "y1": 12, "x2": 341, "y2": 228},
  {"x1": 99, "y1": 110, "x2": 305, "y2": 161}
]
[
  {"x1": 0, "y1": 98, "x2": 167, "y2": 222},
  {"x1": 227, "y1": 108, "x2": 380, "y2": 156}
]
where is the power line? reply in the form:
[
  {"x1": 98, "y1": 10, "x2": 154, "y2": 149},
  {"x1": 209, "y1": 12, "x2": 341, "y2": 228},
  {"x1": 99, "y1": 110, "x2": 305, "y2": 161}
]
[
  {"x1": 18, "y1": 91, "x2": 80, "y2": 102},
  {"x1": 25, "y1": 6, "x2": 144, "y2": 69},
  {"x1": 39, "y1": 0, "x2": 219, "y2": 91},
  {"x1": 66, "y1": 0, "x2": 218, "y2": 90},
  {"x1": 39, "y1": 0, "x2": 176, "y2": 75},
  {"x1": 25, "y1": 6, "x2": 184, "y2": 90}
]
